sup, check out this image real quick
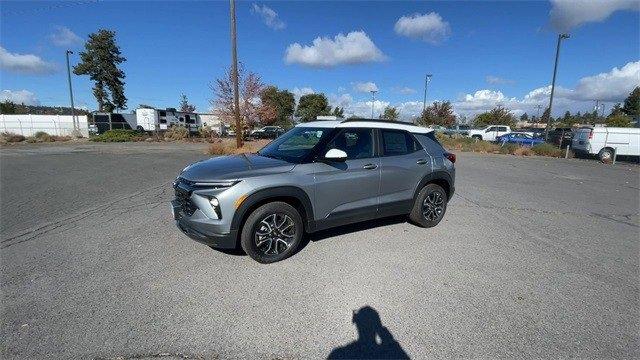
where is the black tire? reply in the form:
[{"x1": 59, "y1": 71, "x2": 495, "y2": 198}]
[
  {"x1": 240, "y1": 202, "x2": 303, "y2": 263},
  {"x1": 409, "y1": 183, "x2": 448, "y2": 228},
  {"x1": 598, "y1": 148, "x2": 614, "y2": 163},
  {"x1": 471, "y1": 135, "x2": 482, "y2": 141}
]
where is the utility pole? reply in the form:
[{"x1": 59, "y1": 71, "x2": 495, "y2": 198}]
[
  {"x1": 422, "y1": 74, "x2": 432, "y2": 114},
  {"x1": 65, "y1": 50, "x2": 77, "y2": 131},
  {"x1": 370, "y1": 90, "x2": 377, "y2": 118},
  {"x1": 230, "y1": 0, "x2": 242, "y2": 148},
  {"x1": 544, "y1": 33, "x2": 569, "y2": 141}
]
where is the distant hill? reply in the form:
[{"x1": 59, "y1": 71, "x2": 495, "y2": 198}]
[{"x1": 0, "y1": 101, "x2": 92, "y2": 116}]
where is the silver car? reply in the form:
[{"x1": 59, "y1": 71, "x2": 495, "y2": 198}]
[{"x1": 172, "y1": 119, "x2": 456, "y2": 263}]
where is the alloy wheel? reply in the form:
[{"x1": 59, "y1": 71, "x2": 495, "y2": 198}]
[
  {"x1": 422, "y1": 191, "x2": 445, "y2": 221},
  {"x1": 254, "y1": 213, "x2": 297, "y2": 256}
]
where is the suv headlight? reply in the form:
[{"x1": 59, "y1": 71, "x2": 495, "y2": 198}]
[{"x1": 193, "y1": 180, "x2": 240, "y2": 189}]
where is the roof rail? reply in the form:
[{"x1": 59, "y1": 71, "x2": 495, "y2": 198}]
[{"x1": 341, "y1": 118, "x2": 408, "y2": 124}]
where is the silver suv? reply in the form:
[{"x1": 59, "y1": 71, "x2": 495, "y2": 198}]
[{"x1": 172, "y1": 119, "x2": 456, "y2": 263}]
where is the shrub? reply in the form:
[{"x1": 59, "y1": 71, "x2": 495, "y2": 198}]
[
  {"x1": 532, "y1": 143, "x2": 563, "y2": 157},
  {"x1": 33, "y1": 131, "x2": 53, "y2": 142},
  {"x1": 164, "y1": 126, "x2": 189, "y2": 141},
  {"x1": 207, "y1": 139, "x2": 269, "y2": 155},
  {"x1": 0, "y1": 132, "x2": 26, "y2": 143},
  {"x1": 498, "y1": 143, "x2": 520, "y2": 155},
  {"x1": 514, "y1": 147, "x2": 534, "y2": 156},
  {"x1": 90, "y1": 129, "x2": 144, "y2": 142}
]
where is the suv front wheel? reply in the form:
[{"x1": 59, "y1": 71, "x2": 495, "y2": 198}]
[
  {"x1": 409, "y1": 183, "x2": 448, "y2": 228},
  {"x1": 240, "y1": 202, "x2": 303, "y2": 263}
]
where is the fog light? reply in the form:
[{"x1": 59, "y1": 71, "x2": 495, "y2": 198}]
[{"x1": 209, "y1": 197, "x2": 219, "y2": 207}]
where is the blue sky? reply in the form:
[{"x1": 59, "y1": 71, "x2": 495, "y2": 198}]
[{"x1": 1, "y1": 0, "x2": 639, "y2": 119}]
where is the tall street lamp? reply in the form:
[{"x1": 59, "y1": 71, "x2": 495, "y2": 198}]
[
  {"x1": 422, "y1": 74, "x2": 432, "y2": 113},
  {"x1": 544, "y1": 33, "x2": 569, "y2": 141},
  {"x1": 370, "y1": 90, "x2": 377, "y2": 118},
  {"x1": 65, "y1": 50, "x2": 76, "y2": 131}
]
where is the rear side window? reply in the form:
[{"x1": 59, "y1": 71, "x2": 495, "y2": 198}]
[
  {"x1": 414, "y1": 132, "x2": 445, "y2": 157},
  {"x1": 381, "y1": 130, "x2": 422, "y2": 156}
]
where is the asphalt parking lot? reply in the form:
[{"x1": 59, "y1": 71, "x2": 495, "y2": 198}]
[{"x1": 1, "y1": 142, "x2": 639, "y2": 359}]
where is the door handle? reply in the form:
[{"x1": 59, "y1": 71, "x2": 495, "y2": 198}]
[
  {"x1": 363, "y1": 163, "x2": 378, "y2": 170},
  {"x1": 416, "y1": 159, "x2": 428, "y2": 165}
]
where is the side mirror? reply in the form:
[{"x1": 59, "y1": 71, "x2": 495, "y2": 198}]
[{"x1": 323, "y1": 148, "x2": 347, "y2": 162}]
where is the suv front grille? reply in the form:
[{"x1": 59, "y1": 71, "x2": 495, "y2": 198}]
[{"x1": 174, "y1": 178, "x2": 198, "y2": 216}]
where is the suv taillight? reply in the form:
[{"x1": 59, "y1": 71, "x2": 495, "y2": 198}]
[
  {"x1": 445, "y1": 152, "x2": 456, "y2": 164},
  {"x1": 588, "y1": 130, "x2": 593, "y2": 139}
]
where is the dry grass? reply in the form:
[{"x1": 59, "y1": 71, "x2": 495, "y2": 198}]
[
  {"x1": 0, "y1": 132, "x2": 26, "y2": 144},
  {"x1": 513, "y1": 147, "x2": 534, "y2": 156},
  {"x1": 207, "y1": 138, "x2": 269, "y2": 155},
  {"x1": 163, "y1": 126, "x2": 190, "y2": 141}
]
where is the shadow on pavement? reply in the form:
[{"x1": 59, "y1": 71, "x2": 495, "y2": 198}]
[
  {"x1": 328, "y1": 306, "x2": 410, "y2": 359},
  {"x1": 308, "y1": 215, "x2": 407, "y2": 243}
]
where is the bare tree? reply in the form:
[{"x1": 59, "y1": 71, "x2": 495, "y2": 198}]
[{"x1": 210, "y1": 63, "x2": 264, "y2": 130}]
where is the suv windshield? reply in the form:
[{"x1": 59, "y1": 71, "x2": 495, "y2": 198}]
[{"x1": 258, "y1": 127, "x2": 332, "y2": 163}]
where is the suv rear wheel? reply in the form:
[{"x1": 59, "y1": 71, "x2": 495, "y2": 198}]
[
  {"x1": 240, "y1": 202, "x2": 303, "y2": 263},
  {"x1": 409, "y1": 183, "x2": 448, "y2": 228}
]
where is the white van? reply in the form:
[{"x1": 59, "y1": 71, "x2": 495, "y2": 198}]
[{"x1": 572, "y1": 126, "x2": 640, "y2": 162}]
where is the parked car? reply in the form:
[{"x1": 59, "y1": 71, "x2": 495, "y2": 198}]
[
  {"x1": 442, "y1": 125, "x2": 470, "y2": 137},
  {"x1": 548, "y1": 127, "x2": 574, "y2": 148},
  {"x1": 467, "y1": 125, "x2": 511, "y2": 142},
  {"x1": 172, "y1": 119, "x2": 456, "y2": 263},
  {"x1": 572, "y1": 126, "x2": 640, "y2": 162},
  {"x1": 251, "y1": 126, "x2": 285, "y2": 139},
  {"x1": 517, "y1": 127, "x2": 545, "y2": 138},
  {"x1": 496, "y1": 132, "x2": 545, "y2": 146}
]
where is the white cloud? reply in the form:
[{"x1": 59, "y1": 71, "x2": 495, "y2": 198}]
[
  {"x1": 0, "y1": 46, "x2": 56, "y2": 75},
  {"x1": 292, "y1": 87, "x2": 315, "y2": 100},
  {"x1": 251, "y1": 3, "x2": 286, "y2": 30},
  {"x1": 485, "y1": 75, "x2": 515, "y2": 85},
  {"x1": 353, "y1": 81, "x2": 378, "y2": 93},
  {"x1": 49, "y1": 26, "x2": 82, "y2": 46},
  {"x1": 0, "y1": 89, "x2": 40, "y2": 105},
  {"x1": 452, "y1": 61, "x2": 640, "y2": 117},
  {"x1": 394, "y1": 12, "x2": 451, "y2": 44},
  {"x1": 549, "y1": 0, "x2": 640, "y2": 32},
  {"x1": 396, "y1": 86, "x2": 417, "y2": 95},
  {"x1": 284, "y1": 31, "x2": 386, "y2": 67}
]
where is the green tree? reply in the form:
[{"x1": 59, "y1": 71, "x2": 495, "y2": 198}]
[
  {"x1": 622, "y1": 86, "x2": 640, "y2": 118},
  {"x1": 417, "y1": 101, "x2": 456, "y2": 127},
  {"x1": 473, "y1": 106, "x2": 516, "y2": 128},
  {"x1": 0, "y1": 101, "x2": 17, "y2": 114},
  {"x1": 295, "y1": 93, "x2": 331, "y2": 122},
  {"x1": 332, "y1": 106, "x2": 345, "y2": 118},
  {"x1": 179, "y1": 93, "x2": 196, "y2": 113},
  {"x1": 259, "y1": 86, "x2": 295, "y2": 127},
  {"x1": 379, "y1": 106, "x2": 399, "y2": 121},
  {"x1": 559, "y1": 110, "x2": 574, "y2": 127},
  {"x1": 74, "y1": 29, "x2": 127, "y2": 112},
  {"x1": 606, "y1": 114, "x2": 633, "y2": 127},
  {"x1": 520, "y1": 113, "x2": 529, "y2": 122},
  {"x1": 609, "y1": 103, "x2": 624, "y2": 117}
]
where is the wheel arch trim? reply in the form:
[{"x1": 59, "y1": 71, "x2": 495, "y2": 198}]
[
  {"x1": 230, "y1": 186, "x2": 314, "y2": 232},
  {"x1": 413, "y1": 171, "x2": 454, "y2": 201}
]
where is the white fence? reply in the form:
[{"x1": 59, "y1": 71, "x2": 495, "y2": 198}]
[{"x1": 0, "y1": 114, "x2": 89, "y2": 137}]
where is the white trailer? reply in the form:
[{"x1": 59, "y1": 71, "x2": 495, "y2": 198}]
[{"x1": 135, "y1": 108, "x2": 200, "y2": 132}]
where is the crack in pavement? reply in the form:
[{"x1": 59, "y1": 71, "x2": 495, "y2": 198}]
[
  {"x1": 454, "y1": 193, "x2": 639, "y2": 228},
  {"x1": 0, "y1": 182, "x2": 173, "y2": 249}
]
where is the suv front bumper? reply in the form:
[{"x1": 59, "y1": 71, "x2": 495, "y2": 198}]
[{"x1": 171, "y1": 200, "x2": 237, "y2": 249}]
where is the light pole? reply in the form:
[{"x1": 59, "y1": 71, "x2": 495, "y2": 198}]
[
  {"x1": 544, "y1": 33, "x2": 569, "y2": 141},
  {"x1": 370, "y1": 90, "x2": 377, "y2": 118},
  {"x1": 65, "y1": 50, "x2": 76, "y2": 131},
  {"x1": 230, "y1": 0, "x2": 242, "y2": 148},
  {"x1": 422, "y1": 74, "x2": 432, "y2": 113}
]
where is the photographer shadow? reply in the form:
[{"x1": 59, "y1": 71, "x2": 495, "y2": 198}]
[{"x1": 328, "y1": 306, "x2": 410, "y2": 359}]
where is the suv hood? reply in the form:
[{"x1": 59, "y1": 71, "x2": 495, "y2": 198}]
[{"x1": 179, "y1": 153, "x2": 294, "y2": 182}]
